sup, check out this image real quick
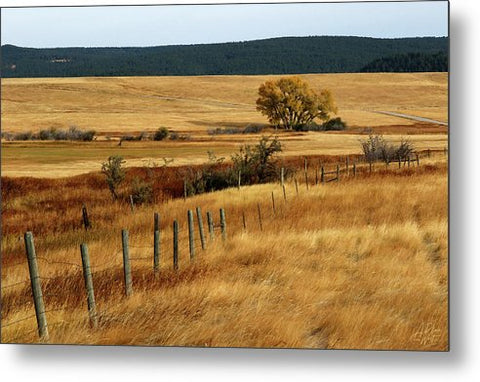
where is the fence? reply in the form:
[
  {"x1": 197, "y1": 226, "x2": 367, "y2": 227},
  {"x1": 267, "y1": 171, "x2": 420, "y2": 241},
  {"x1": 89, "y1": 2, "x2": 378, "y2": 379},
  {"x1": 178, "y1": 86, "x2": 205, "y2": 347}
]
[{"x1": 1, "y1": 147, "x2": 446, "y2": 342}]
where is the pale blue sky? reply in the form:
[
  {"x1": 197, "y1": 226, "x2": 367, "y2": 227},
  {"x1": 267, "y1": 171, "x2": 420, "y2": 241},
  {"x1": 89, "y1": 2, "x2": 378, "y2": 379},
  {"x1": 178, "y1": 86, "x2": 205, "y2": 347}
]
[{"x1": 1, "y1": 1, "x2": 448, "y2": 48}]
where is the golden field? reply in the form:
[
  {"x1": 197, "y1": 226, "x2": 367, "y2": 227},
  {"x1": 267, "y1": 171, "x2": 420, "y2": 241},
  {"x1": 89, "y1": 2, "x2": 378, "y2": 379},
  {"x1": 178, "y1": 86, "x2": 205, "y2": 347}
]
[
  {"x1": 1, "y1": 72, "x2": 448, "y2": 349},
  {"x1": 1, "y1": 160, "x2": 448, "y2": 349},
  {"x1": 2, "y1": 72, "x2": 447, "y2": 133}
]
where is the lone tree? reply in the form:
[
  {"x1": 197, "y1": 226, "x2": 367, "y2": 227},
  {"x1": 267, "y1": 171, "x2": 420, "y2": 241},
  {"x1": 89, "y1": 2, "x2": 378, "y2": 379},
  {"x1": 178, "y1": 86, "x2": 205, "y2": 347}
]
[
  {"x1": 256, "y1": 76, "x2": 337, "y2": 130},
  {"x1": 101, "y1": 155, "x2": 126, "y2": 200}
]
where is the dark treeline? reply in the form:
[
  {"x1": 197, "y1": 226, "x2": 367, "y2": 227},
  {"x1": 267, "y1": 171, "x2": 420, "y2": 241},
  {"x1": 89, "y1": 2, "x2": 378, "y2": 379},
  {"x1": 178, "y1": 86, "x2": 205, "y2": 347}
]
[
  {"x1": 1, "y1": 36, "x2": 447, "y2": 78},
  {"x1": 360, "y1": 51, "x2": 448, "y2": 72}
]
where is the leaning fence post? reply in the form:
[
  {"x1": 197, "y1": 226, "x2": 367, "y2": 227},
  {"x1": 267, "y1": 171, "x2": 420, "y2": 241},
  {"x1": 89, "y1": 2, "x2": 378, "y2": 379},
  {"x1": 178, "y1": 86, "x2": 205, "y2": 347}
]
[
  {"x1": 294, "y1": 178, "x2": 299, "y2": 196},
  {"x1": 82, "y1": 204, "x2": 90, "y2": 230},
  {"x1": 219, "y1": 208, "x2": 226, "y2": 241},
  {"x1": 196, "y1": 207, "x2": 206, "y2": 250},
  {"x1": 280, "y1": 167, "x2": 285, "y2": 187},
  {"x1": 257, "y1": 203, "x2": 263, "y2": 231},
  {"x1": 242, "y1": 210, "x2": 247, "y2": 231},
  {"x1": 173, "y1": 220, "x2": 179, "y2": 270},
  {"x1": 188, "y1": 210, "x2": 195, "y2": 261},
  {"x1": 154, "y1": 212, "x2": 160, "y2": 274},
  {"x1": 24, "y1": 232, "x2": 49, "y2": 341},
  {"x1": 282, "y1": 184, "x2": 287, "y2": 202},
  {"x1": 129, "y1": 195, "x2": 135, "y2": 213},
  {"x1": 206, "y1": 211, "x2": 214, "y2": 241},
  {"x1": 80, "y1": 243, "x2": 98, "y2": 328},
  {"x1": 122, "y1": 229, "x2": 132, "y2": 296}
]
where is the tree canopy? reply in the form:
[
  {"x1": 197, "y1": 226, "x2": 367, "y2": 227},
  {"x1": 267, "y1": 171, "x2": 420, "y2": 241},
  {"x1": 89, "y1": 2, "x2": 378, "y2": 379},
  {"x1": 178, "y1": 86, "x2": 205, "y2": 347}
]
[{"x1": 256, "y1": 77, "x2": 337, "y2": 130}]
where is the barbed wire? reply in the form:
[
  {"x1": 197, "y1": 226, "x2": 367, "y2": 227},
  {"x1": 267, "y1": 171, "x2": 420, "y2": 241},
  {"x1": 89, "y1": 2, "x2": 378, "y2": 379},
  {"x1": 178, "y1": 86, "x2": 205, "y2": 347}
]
[
  {"x1": 1, "y1": 313, "x2": 37, "y2": 329},
  {"x1": 37, "y1": 256, "x2": 82, "y2": 268},
  {"x1": 1, "y1": 279, "x2": 30, "y2": 290},
  {"x1": 1, "y1": 260, "x2": 27, "y2": 269}
]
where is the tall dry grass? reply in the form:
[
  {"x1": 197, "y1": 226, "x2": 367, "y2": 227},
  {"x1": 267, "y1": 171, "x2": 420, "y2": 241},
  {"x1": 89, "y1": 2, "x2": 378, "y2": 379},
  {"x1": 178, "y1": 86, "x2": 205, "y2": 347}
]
[{"x1": 1, "y1": 160, "x2": 448, "y2": 350}]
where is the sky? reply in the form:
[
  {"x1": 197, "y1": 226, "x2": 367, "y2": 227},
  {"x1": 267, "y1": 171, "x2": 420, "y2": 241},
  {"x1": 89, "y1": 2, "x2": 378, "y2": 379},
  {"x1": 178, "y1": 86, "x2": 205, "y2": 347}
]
[{"x1": 0, "y1": 1, "x2": 449, "y2": 48}]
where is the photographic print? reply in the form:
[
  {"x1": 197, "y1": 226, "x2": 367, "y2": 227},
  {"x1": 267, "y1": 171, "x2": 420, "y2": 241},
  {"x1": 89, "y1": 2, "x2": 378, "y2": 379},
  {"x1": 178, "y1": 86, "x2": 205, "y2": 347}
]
[{"x1": 0, "y1": 1, "x2": 448, "y2": 350}]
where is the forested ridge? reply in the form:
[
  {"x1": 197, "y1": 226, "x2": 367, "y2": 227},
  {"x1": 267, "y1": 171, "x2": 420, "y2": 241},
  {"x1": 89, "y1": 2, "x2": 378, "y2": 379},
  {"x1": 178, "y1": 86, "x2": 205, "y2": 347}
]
[{"x1": 1, "y1": 36, "x2": 447, "y2": 78}]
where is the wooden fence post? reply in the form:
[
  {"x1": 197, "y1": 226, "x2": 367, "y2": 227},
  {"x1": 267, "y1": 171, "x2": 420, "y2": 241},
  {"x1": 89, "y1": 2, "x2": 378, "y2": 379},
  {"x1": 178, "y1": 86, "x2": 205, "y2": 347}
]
[
  {"x1": 282, "y1": 184, "x2": 287, "y2": 202},
  {"x1": 173, "y1": 220, "x2": 179, "y2": 270},
  {"x1": 369, "y1": 162, "x2": 372, "y2": 173},
  {"x1": 427, "y1": 148, "x2": 431, "y2": 158},
  {"x1": 188, "y1": 210, "x2": 195, "y2": 261},
  {"x1": 336, "y1": 164, "x2": 340, "y2": 182},
  {"x1": 183, "y1": 179, "x2": 187, "y2": 201},
  {"x1": 196, "y1": 207, "x2": 206, "y2": 250},
  {"x1": 408, "y1": 156, "x2": 411, "y2": 167},
  {"x1": 24, "y1": 232, "x2": 49, "y2": 341},
  {"x1": 154, "y1": 212, "x2": 160, "y2": 274},
  {"x1": 294, "y1": 178, "x2": 299, "y2": 196},
  {"x1": 280, "y1": 167, "x2": 285, "y2": 187},
  {"x1": 315, "y1": 167, "x2": 318, "y2": 185},
  {"x1": 122, "y1": 229, "x2": 132, "y2": 296},
  {"x1": 219, "y1": 208, "x2": 226, "y2": 241},
  {"x1": 129, "y1": 195, "x2": 135, "y2": 213},
  {"x1": 321, "y1": 167, "x2": 325, "y2": 184},
  {"x1": 257, "y1": 203, "x2": 263, "y2": 231},
  {"x1": 238, "y1": 170, "x2": 241, "y2": 190},
  {"x1": 206, "y1": 211, "x2": 214, "y2": 240},
  {"x1": 80, "y1": 243, "x2": 98, "y2": 328},
  {"x1": 353, "y1": 162, "x2": 356, "y2": 177},
  {"x1": 82, "y1": 204, "x2": 90, "y2": 231},
  {"x1": 242, "y1": 210, "x2": 247, "y2": 231},
  {"x1": 304, "y1": 158, "x2": 309, "y2": 190},
  {"x1": 398, "y1": 154, "x2": 402, "y2": 168},
  {"x1": 416, "y1": 153, "x2": 420, "y2": 166},
  {"x1": 271, "y1": 192, "x2": 276, "y2": 216}
]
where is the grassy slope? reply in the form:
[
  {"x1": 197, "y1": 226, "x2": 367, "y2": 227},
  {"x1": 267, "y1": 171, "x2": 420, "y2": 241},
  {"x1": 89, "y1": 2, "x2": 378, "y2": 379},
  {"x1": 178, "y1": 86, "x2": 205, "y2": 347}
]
[
  {"x1": 1, "y1": 160, "x2": 448, "y2": 349},
  {"x1": 2, "y1": 73, "x2": 448, "y2": 133}
]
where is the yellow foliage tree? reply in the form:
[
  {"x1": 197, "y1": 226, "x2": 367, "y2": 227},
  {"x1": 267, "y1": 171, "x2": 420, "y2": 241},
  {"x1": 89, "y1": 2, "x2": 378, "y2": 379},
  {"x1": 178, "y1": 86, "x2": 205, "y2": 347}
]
[{"x1": 256, "y1": 76, "x2": 337, "y2": 130}]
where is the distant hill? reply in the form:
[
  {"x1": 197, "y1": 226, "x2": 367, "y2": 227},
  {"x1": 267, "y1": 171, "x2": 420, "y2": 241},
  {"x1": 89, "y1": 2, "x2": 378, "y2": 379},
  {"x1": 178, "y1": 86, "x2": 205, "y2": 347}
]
[
  {"x1": 360, "y1": 51, "x2": 448, "y2": 72},
  {"x1": 1, "y1": 36, "x2": 448, "y2": 78}
]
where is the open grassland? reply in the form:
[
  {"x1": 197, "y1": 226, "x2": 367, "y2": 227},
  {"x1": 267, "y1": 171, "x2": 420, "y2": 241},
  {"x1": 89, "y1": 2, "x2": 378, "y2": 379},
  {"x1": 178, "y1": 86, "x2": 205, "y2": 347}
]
[
  {"x1": 1, "y1": 133, "x2": 448, "y2": 178},
  {"x1": 2, "y1": 73, "x2": 447, "y2": 134},
  {"x1": 1, "y1": 159, "x2": 448, "y2": 349}
]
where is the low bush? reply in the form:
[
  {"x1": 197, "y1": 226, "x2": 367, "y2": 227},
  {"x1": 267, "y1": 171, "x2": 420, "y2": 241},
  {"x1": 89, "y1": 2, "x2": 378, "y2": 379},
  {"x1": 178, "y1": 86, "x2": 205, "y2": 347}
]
[
  {"x1": 153, "y1": 127, "x2": 169, "y2": 141},
  {"x1": 2, "y1": 126, "x2": 96, "y2": 141},
  {"x1": 360, "y1": 134, "x2": 414, "y2": 164}
]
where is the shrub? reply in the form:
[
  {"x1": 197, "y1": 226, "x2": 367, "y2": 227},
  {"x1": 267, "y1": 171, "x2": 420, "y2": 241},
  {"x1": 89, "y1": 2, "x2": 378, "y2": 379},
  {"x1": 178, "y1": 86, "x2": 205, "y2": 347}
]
[
  {"x1": 242, "y1": 124, "x2": 264, "y2": 134},
  {"x1": 169, "y1": 132, "x2": 191, "y2": 141},
  {"x1": 153, "y1": 127, "x2": 169, "y2": 141},
  {"x1": 360, "y1": 134, "x2": 414, "y2": 164},
  {"x1": 101, "y1": 156, "x2": 126, "y2": 200},
  {"x1": 323, "y1": 117, "x2": 347, "y2": 131},
  {"x1": 130, "y1": 177, "x2": 153, "y2": 205}
]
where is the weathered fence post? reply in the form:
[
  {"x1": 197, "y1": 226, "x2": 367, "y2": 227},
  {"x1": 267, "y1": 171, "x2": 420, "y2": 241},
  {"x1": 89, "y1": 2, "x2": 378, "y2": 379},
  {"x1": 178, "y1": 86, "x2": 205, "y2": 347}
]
[
  {"x1": 219, "y1": 208, "x2": 226, "y2": 241},
  {"x1": 304, "y1": 158, "x2": 309, "y2": 190},
  {"x1": 24, "y1": 232, "x2": 49, "y2": 341},
  {"x1": 122, "y1": 229, "x2": 132, "y2": 296},
  {"x1": 407, "y1": 156, "x2": 411, "y2": 167},
  {"x1": 336, "y1": 164, "x2": 340, "y2": 182},
  {"x1": 294, "y1": 178, "x2": 299, "y2": 196},
  {"x1": 416, "y1": 153, "x2": 420, "y2": 166},
  {"x1": 271, "y1": 191, "x2": 276, "y2": 216},
  {"x1": 183, "y1": 179, "x2": 187, "y2": 201},
  {"x1": 129, "y1": 195, "x2": 135, "y2": 213},
  {"x1": 282, "y1": 184, "x2": 287, "y2": 202},
  {"x1": 321, "y1": 166, "x2": 325, "y2": 184},
  {"x1": 353, "y1": 162, "x2": 356, "y2": 177},
  {"x1": 80, "y1": 243, "x2": 98, "y2": 328},
  {"x1": 188, "y1": 210, "x2": 195, "y2": 261},
  {"x1": 173, "y1": 220, "x2": 179, "y2": 270},
  {"x1": 369, "y1": 162, "x2": 373, "y2": 173},
  {"x1": 206, "y1": 211, "x2": 214, "y2": 241},
  {"x1": 242, "y1": 210, "x2": 247, "y2": 231},
  {"x1": 257, "y1": 203, "x2": 263, "y2": 231},
  {"x1": 427, "y1": 148, "x2": 431, "y2": 158},
  {"x1": 154, "y1": 212, "x2": 160, "y2": 274},
  {"x1": 238, "y1": 170, "x2": 241, "y2": 190},
  {"x1": 280, "y1": 167, "x2": 285, "y2": 187},
  {"x1": 398, "y1": 154, "x2": 402, "y2": 168},
  {"x1": 196, "y1": 207, "x2": 206, "y2": 250},
  {"x1": 82, "y1": 204, "x2": 90, "y2": 231}
]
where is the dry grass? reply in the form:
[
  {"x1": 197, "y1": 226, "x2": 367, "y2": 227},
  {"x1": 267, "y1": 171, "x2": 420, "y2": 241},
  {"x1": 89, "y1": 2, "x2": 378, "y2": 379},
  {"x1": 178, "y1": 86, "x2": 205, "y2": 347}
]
[
  {"x1": 2, "y1": 73, "x2": 447, "y2": 134},
  {"x1": 1, "y1": 159, "x2": 448, "y2": 350}
]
